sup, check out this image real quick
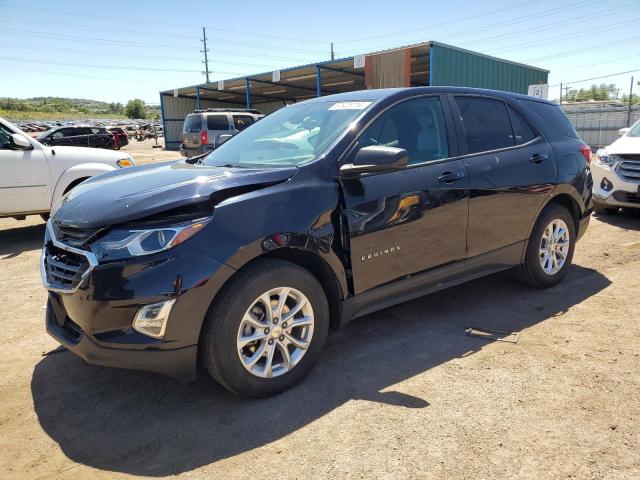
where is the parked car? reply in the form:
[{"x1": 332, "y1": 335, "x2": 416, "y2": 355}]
[
  {"x1": 41, "y1": 87, "x2": 592, "y2": 397},
  {"x1": 107, "y1": 126, "x2": 129, "y2": 150},
  {"x1": 591, "y1": 119, "x2": 640, "y2": 213},
  {"x1": 37, "y1": 125, "x2": 115, "y2": 149},
  {"x1": 0, "y1": 117, "x2": 135, "y2": 221},
  {"x1": 180, "y1": 108, "x2": 264, "y2": 158}
]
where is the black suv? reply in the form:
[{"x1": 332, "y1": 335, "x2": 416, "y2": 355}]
[
  {"x1": 37, "y1": 125, "x2": 115, "y2": 149},
  {"x1": 41, "y1": 87, "x2": 593, "y2": 397}
]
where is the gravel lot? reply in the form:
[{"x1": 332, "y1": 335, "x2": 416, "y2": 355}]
[{"x1": 1, "y1": 143, "x2": 639, "y2": 479}]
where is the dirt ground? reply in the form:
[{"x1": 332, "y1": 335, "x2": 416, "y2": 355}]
[{"x1": 0, "y1": 146, "x2": 639, "y2": 478}]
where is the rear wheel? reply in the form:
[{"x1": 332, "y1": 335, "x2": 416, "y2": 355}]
[
  {"x1": 516, "y1": 204, "x2": 576, "y2": 288},
  {"x1": 201, "y1": 259, "x2": 329, "y2": 397}
]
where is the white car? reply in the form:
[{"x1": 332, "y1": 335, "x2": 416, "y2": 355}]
[
  {"x1": 591, "y1": 120, "x2": 640, "y2": 214},
  {"x1": 0, "y1": 117, "x2": 135, "y2": 220}
]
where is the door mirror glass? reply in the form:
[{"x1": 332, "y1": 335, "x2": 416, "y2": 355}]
[
  {"x1": 216, "y1": 134, "x2": 233, "y2": 147},
  {"x1": 9, "y1": 133, "x2": 32, "y2": 150},
  {"x1": 618, "y1": 127, "x2": 630, "y2": 136},
  {"x1": 340, "y1": 145, "x2": 408, "y2": 177}
]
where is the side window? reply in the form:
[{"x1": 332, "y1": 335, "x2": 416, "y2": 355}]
[
  {"x1": 507, "y1": 105, "x2": 537, "y2": 145},
  {"x1": 233, "y1": 115, "x2": 254, "y2": 131},
  {"x1": 0, "y1": 124, "x2": 13, "y2": 149},
  {"x1": 357, "y1": 96, "x2": 449, "y2": 165},
  {"x1": 455, "y1": 96, "x2": 514, "y2": 154},
  {"x1": 76, "y1": 128, "x2": 92, "y2": 135},
  {"x1": 206, "y1": 114, "x2": 230, "y2": 131}
]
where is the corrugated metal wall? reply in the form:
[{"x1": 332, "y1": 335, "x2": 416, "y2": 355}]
[
  {"x1": 564, "y1": 105, "x2": 640, "y2": 149},
  {"x1": 429, "y1": 44, "x2": 548, "y2": 94}
]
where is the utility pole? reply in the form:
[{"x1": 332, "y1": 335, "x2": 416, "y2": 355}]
[
  {"x1": 559, "y1": 82, "x2": 563, "y2": 104},
  {"x1": 562, "y1": 85, "x2": 572, "y2": 103},
  {"x1": 330, "y1": 42, "x2": 335, "y2": 61},
  {"x1": 201, "y1": 27, "x2": 210, "y2": 83},
  {"x1": 627, "y1": 76, "x2": 634, "y2": 127}
]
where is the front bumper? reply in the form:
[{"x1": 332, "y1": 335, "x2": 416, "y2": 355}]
[
  {"x1": 46, "y1": 299, "x2": 197, "y2": 380},
  {"x1": 41, "y1": 223, "x2": 236, "y2": 381},
  {"x1": 591, "y1": 161, "x2": 640, "y2": 208}
]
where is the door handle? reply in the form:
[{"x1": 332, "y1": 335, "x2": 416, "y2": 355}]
[
  {"x1": 530, "y1": 153, "x2": 548, "y2": 164},
  {"x1": 438, "y1": 171, "x2": 465, "y2": 183}
]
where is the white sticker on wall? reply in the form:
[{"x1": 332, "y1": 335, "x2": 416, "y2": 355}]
[
  {"x1": 353, "y1": 55, "x2": 365, "y2": 69},
  {"x1": 328, "y1": 101, "x2": 372, "y2": 110},
  {"x1": 173, "y1": 89, "x2": 178, "y2": 98},
  {"x1": 218, "y1": 80, "x2": 224, "y2": 91},
  {"x1": 272, "y1": 70, "x2": 281, "y2": 82},
  {"x1": 527, "y1": 84, "x2": 549, "y2": 99}
]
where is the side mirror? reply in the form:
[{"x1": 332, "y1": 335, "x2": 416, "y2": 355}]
[
  {"x1": 9, "y1": 133, "x2": 32, "y2": 150},
  {"x1": 618, "y1": 127, "x2": 630, "y2": 137},
  {"x1": 340, "y1": 146, "x2": 409, "y2": 177},
  {"x1": 216, "y1": 134, "x2": 233, "y2": 147}
]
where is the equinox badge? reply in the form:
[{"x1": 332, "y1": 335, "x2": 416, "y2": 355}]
[{"x1": 361, "y1": 246, "x2": 400, "y2": 262}]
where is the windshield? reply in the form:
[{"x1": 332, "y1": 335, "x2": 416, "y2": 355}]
[
  {"x1": 628, "y1": 120, "x2": 640, "y2": 137},
  {"x1": 37, "y1": 128, "x2": 55, "y2": 140},
  {"x1": 201, "y1": 100, "x2": 372, "y2": 168}
]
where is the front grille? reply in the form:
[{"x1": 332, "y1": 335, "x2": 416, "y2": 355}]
[
  {"x1": 617, "y1": 160, "x2": 640, "y2": 183},
  {"x1": 43, "y1": 243, "x2": 91, "y2": 291},
  {"x1": 53, "y1": 222, "x2": 101, "y2": 249}
]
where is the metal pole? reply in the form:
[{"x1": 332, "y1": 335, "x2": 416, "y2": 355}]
[
  {"x1": 245, "y1": 78, "x2": 251, "y2": 109},
  {"x1": 330, "y1": 42, "x2": 335, "y2": 61},
  {"x1": 196, "y1": 86, "x2": 201, "y2": 110},
  {"x1": 559, "y1": 82, "x2": 562, "y2": 104},
  {"x1": 316, "y1": 65, "x2": 322, "y2": 97},
  {"x1": 201, "y1": 27, "x2": 210, "y2": 83},
  {"x1": 628, "y1": 76, "x2": 634, "y2": 127}
]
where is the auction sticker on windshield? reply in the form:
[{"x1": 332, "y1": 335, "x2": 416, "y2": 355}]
[{"x1": 328, "y1": 102, "x2": 372, "y2": 110}]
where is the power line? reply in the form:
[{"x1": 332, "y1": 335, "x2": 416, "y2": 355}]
[
  {"x1": 2, "y1": 16, "x2": 328, "y2": 55},
  {"x1": 0, "y1": 56, "x2": 243, "y2": 76},
  {"x1": 551, "y1": 69, "x2": 640, "y2": 87},
  {"x1": 0, "y1": 1, "x2": 329, "y2": 44},
  {"x1": 0, "y1": 28, "x2": 319, "y2": 63},
  {"x1": 527, "y1": 35, "x2": 640, "y2": 62},
  {"x1": 338, "y1": 0, "x2": 538, "y2": 44}
]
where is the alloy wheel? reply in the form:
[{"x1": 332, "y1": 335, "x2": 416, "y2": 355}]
[
  {"x1": 539, "y1": 219, "x2": 570, "y2": 275},
  {"x1": 237, "y1": 287, "x2": 314, "y2": 378}
]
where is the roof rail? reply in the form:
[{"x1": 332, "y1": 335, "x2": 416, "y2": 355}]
[{"x1": 192, "y1": 108, "x2": 264, "y2": 114}]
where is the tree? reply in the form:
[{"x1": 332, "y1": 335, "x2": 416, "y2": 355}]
[{"x1": 125, "y1": 99, "x2": 146, "y2": 119}]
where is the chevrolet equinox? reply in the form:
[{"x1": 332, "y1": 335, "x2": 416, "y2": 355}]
[{"x1": 41, "y1": 87, "x2": 593, "y2": 397}]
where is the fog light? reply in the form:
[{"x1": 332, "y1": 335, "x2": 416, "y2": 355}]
[
  {"x1": 132, "y1": 299, "x2": 176, "y2": 339},
  {"x1": 601, "y1": 177, "x2": 613, "y2": 191}
]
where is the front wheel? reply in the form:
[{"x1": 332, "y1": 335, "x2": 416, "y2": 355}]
[
  {"x1": 201, "y1": 259, "x2": 329, "y2": 397},
  {"x1": 516, "y1": 204, "x2": 576, "y2": 288}
]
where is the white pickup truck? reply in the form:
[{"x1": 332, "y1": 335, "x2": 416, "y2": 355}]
[{"x1": 0, "y1": 117, "x2": 135, "y2": 220}]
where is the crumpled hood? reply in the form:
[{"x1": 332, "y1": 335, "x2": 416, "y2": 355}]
[
  {"x1": 602, "y1": 135, "x2": 640, "y2": 155},
  {"x1": 52, "y1": 161, "x2": 297, "y2": 228}
]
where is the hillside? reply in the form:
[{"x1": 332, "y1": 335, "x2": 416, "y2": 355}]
[{"x1": 0, "y1": 97, "x2": 160, "y2": 120}]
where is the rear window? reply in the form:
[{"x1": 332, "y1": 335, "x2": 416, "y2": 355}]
[
  {"x1": 183, "y1": 115, "x2": 202, "y2": 133},
  {"x1": 522, "y1": 100, "x2": 578, "y2": 138},
  {"x1": 206, "y1": 114, "x2": 230, "y2": 131},
  {"x1": 233, "y1": 115, "x2": 254, "y2": 131}
]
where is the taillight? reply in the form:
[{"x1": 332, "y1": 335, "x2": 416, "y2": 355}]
[
  {"x1": 200, "y1": 130, "x2": 208, "y2": 145},
  {"x1": 579, "y1": 144, "x2": 592, "y2": 163}
]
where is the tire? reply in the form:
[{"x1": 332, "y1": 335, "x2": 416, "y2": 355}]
[
  {"x1": 516, "y1": 204, "x2": 576, "y2": 289},
  {"x1": 593, "y1": 202, "x2": 618, "y2": 215},
  {"x1": 201, "y1": 259, "x2": 329, "y2": 397}
]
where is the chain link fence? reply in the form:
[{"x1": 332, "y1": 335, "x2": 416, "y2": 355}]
[{"x1": 562, "y1": 104, "x2": 640, "y2": 149}]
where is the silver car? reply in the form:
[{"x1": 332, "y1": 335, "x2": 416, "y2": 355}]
[{"x1": 180, "y1": 108, "x2": 264, "y2": 158}]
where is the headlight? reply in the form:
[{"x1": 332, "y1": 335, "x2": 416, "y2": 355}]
[
  {"x1": 116, "y1": 157, "x2": 135, "y2": 168},
  {"x1": 594, "y1": 150, "x2": 620, "y2": 166},
  {"x1": 90, "y1": 217, "x2": 210, "y2": 261}
]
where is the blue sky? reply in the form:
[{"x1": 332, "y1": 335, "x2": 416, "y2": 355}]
[{"x1": 0, "y1": 0, "x2": 638, "y2": 104}]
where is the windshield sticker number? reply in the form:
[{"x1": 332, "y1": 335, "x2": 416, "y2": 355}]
[{"x1": 329, "y1": 102, "x2": 372, "y2": 111}]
